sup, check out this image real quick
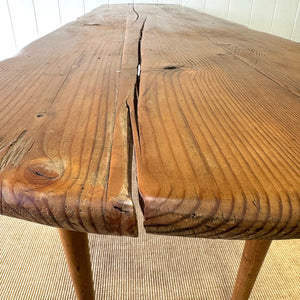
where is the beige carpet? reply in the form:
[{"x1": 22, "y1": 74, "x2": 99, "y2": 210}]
[
  {"x1": 1, "y1": 171, "x2": 299, "y2": 299},
  {"x1": 0, "y1": 218, "x2": 300, "y2": 300}
]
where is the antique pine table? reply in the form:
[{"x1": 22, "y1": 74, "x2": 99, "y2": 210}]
[{"x1": 0, "y1": 4, "x2": 299, "y2": 300}]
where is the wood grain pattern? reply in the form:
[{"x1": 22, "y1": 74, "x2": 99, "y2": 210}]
[
  {"x1": 1, "y1": 4, "x2": 299, "y2": 240},
  {"x1": 0, "y1": 5, "x2": 141, "y2": 236},
  {"x1": 130, "y1": 5, "x2": 300, "y2": 239},
  {"x1": 167, "y1": 5, "x2": 300, "y2": 97}
]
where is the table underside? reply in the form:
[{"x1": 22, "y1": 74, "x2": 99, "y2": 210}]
[{"x1": 0, "y1": 4, "x2": 299, "y2": 239}]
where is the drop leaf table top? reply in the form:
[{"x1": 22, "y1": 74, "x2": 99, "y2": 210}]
[{"x1": 0, "y1": 4, "x2": 299, "y2": 240}]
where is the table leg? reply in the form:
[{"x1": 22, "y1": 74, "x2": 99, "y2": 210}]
[
  {"x1": 231, "y1": 240, "x2": 272, "y2": 300},
  {"x1": 58, "y1": 229, "x2": 95, "y2": 300}
]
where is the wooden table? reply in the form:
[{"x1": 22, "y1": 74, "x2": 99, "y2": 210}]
[{"x1": 0, "y1": 4, "x2": 299, "y2": 300}]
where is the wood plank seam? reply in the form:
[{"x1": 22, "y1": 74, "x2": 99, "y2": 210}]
[
  {"x1": 133, "y1": 18, "x2": 147, "y2": 146},
  {"x1": 0, "y1": 3, "x2": 299, "y2": 239},
  {"x1": 102, "y1": 5, "x2": 148, "y2": 236}
]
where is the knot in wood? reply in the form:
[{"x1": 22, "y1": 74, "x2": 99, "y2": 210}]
[
  {"x1": 163, "y1": 65, "x2": 177, "y2": 70},
  {"x1": 24, "y1": 158, "x2": 65, "y2": 186}
]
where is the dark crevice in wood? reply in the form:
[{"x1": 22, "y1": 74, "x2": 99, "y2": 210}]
[
  {"x1": 126, "y1": 100, "x2": 134, "y2": 196},
  {"x1": 138, "y1": 192, "x2": 145, "y2": 214},
  {"x1": 113, "y1": 205, "x2": 130, "y2": 213},
  {"x1": 0, "y1": 5, "x2": 140, "y2": 237},
  {"x1": 83, "y1": 23, "x2": 102, "y2": 26},
  {"x1": 133, "y1": 18, "x2": 146, "y2": 146},
  {"x1": 164, "y1": 65, "x2": 177, "y2": 70},
  {"x1": 35, "y1": 113, "x2": 45, "y2": 118},
  {"x1": 33, "y1": 170, "x2": 57, "y2": 180}
]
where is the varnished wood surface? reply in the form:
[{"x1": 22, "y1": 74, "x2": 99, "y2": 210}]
[
  {"x1": 0, "y1": 5, "x2": 142, "y2": 236},
  {"x1": 130, "y1": 5, "x2": 300, "y2": 239}
]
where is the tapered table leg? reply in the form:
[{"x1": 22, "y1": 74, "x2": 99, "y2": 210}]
[
  {"x1": 58, "y1": 229, "x2": 95, "y2": 300},
  {"x1": 231, "y1": 240, "x2": 272, "y2": 300}
]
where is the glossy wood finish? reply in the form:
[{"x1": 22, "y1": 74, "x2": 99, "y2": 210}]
[
  {"x1": 130, "y1": 5, "x2": 300, "y2": 239},
  {"x1": 58, "y1": 229, "x2": 95, "y2": 300},
  {"x1": 0, "y1": 5, "x2": 139, "y2": 236},
  {"x1": 231, "y1": 240, "x2": 272, "y2": 300}
]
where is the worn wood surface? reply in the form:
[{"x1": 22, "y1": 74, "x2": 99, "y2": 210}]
[
  {"x1": 165, "y1": 5, "x2": 300, "y2": 98},
  {"x1": 130, "y1": 5, "x2": 300, "y2": 239},
  {"x1": 0, "y1": 4, "x2": 299, "y2": 240},
  {"x1": 0, "y1": 5, "x2": 142, "y2": 236}
]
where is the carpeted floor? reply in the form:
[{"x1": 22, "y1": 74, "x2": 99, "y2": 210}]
[
  {"x1": 1, "y1": 216, "x2": 300, "y2": 300},
  {"x1": 0, "y1": 170, "x2": 299, "y2": 299}
]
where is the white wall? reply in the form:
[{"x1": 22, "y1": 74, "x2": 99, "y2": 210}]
[
  {"x1": 0, "y1": 0, "x2": 299, "y2": 61},
  {"x1": 182, "y1": 0, "x2": 300, "y2": 41}
]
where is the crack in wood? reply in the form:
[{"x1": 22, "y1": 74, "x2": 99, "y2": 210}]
[
  {"x1": 0, "y1": 131, "x2": 33, "y2": 172},
  {"x1": 133, "y1": 18, "x2": 146, "y2": 146},
  {"x1": 132, "y1": 4, "x2": 140, "y2": 22},
  {"x1": 113, "y1": 205, "x2": 130, "y2": 213},
  {"x1": 83, "y1": 23, "x2": 102, "y2": 26}
]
